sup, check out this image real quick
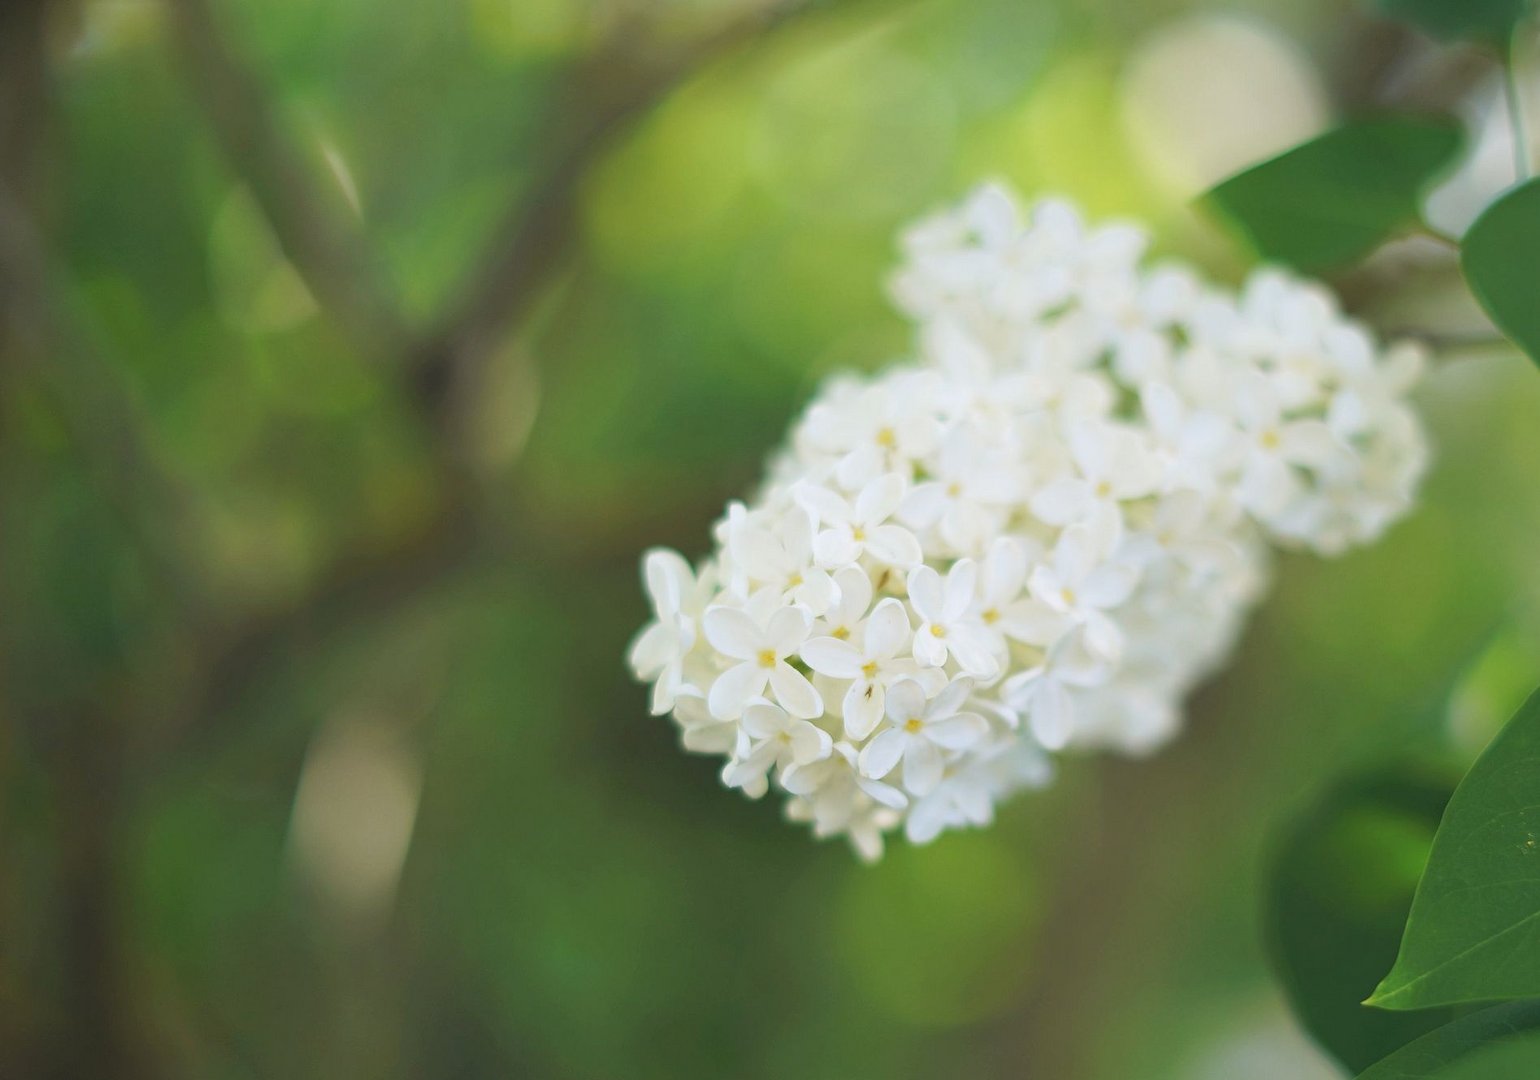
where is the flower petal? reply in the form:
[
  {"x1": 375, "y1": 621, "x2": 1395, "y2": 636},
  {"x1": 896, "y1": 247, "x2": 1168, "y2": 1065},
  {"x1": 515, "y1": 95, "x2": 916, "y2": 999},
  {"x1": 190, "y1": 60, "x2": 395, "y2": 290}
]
[
  {"x1": 858, "y1": 728, "x2": 906, "y2": 779},
  {"x1": 769, "y1": 661, "x2": 824, "y2": 719},
  {"x1": 1029, "y1": 478, "x2": 1092, "y2": 526},
  {"x1": 928, "y1": 675, "x2": 975, "y2": 720},
  {"x1": 863, "y1": 524, "x2": 922, "y2": 568},
  {"x1": 813, "y1": 528, "x2": 861, "y2": 568},
  {"x1": 708, "y1": 662, "x2": 768, "y2": 720},
  {"x1": 741, "y1": 701, "x2": 789, "y2": 740},
  {"x1": 946, "y1": 630, "x2": 999, "y2": 679},
  {"x1": 842, "y1": 680, "x2": 885, "y2": 741},
  {"x1": 800, "y1": 636, "x2": 865, "y2": 679},
  {"x1": 765, "y1": 605, "x2": 812, "y2": 656},
  {"x1": 642, "y1": 548, "x2": 691, "y2": 616},
  {"x1": 856, "y1": 472, "x2": 907, "y2": 525},
  {"x1": 788, "y1": 721, "x2": 833, "y2": 766},
  {"x1": 863, "y1": 597, "x2": 911, "y2": 659},
  {"x1": 906, "y1": 565, "x2": 943, "y2": 621},
  {"x1": 926, "y1": 712, "x2": 989, "y2": 750},
  {"x1": 884, "y1": 678, "x2": 927, "y2": 723},
  {"x1": 702, "y1": 606, "x2": 762, "y2": 660},
  {"x1": 902, "y1": 739, "x2": 944, "y2": 795},
  {"x1": 943, "y1": 559, "x2": 978, "y2": 620},
  {"x1": 898, "y1": 482, "x2": 948, "y2": 528}
]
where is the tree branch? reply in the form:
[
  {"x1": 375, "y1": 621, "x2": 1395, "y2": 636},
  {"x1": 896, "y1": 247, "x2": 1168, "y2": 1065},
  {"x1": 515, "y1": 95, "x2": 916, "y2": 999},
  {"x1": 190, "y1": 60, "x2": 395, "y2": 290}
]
[
  {"x1": 155, "y1": 0, "x2": 850, "y2": 761},
  {"x1": 163, "y1": 0, "x2": 411, "y2": 362},
  {"x1": 0, "y1": 182, "x2": 208, "y2": 617},
  {"x1": 410, "y1": 0, "x2": 846, "y2": 433}
]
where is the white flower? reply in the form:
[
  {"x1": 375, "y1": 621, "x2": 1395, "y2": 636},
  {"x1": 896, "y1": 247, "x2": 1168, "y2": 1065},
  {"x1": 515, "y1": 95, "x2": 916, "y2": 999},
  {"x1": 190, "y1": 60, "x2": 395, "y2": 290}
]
[
  {"x1": 970, "y1": 536, "x2": 1066, "y2": 660},
  {"x1": 671, "y1": 691, "x2": 737, "y2": 755},
  {"x1": 859, "y1": 678, "x2": 990, "y2": 796},
  {"x1": 812, "y1": 566, "x2": 873, "y2": 641},
  {"x1": 796, "y1": 473, "x2": 923, "y2": 569},
  {"x1": 801, "y1": 597, "x2": 920, "y2": 740},
  {"x1": 908, "y1": 560, "x2": 999, "y2": 678},
  {"x1": 703, "y1": 604, "x2": 823, "y2": 720},
  {"x1": 627, "y1": 548, "x2": 705, "y2": 714},
  {"x1": 1028, "y1": 523, "x2": 1139, "y2": 663},
  {"x1": 628, "y1": 181, "x2": 1428, "y2": 858},
  {"x1": 727, "y1": 505, "x2": 838, "y2": 614},
  {"x1": 722, "y1": 701, "x2": 833, "y2": 797},
  {"x1": 1029, "y1": 422, "x2": 1161, "y2": 530},
  {"x1": 898, "y1": 427, "x2": 1024, "y2": 556},
  {"x1": 1233, "y1": 371, "x2": 1343, "y2": 519}
]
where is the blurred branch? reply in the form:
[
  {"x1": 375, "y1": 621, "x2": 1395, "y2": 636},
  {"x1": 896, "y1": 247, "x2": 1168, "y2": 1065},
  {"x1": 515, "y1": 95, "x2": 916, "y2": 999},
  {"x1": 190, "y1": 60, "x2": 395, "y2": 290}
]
[
  {"x1": 0, "y1": 183, "x2": 208, "y2": 616},
  {"x1": 163, "y1": 0, "x2": 411, "y2": 361},
  {"x1": 410, "y1": 0, "x2": 845, "y2": 434},
  {"x1": 162, "y1": 488, "x2": 481, "y2": 764},
  {"x1": 159, "y1": 0, "x2": 849, "y2": 759}
]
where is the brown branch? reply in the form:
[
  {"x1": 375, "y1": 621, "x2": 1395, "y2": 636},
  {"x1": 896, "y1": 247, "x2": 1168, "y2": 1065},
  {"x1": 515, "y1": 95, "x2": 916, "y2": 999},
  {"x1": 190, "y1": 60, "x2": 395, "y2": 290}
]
[
  {"x1": 155, "y1": 0, "x2": 851, "y2": 762},
  {"x1": 0, "y1": 182, "x2": 208, "y2": 617},
  {"x1": 410, "y1": 0, "x2": 847, "y2": 434},
  {"x1": 163, "y1": 0, "x2": 411, "y2": 362}
]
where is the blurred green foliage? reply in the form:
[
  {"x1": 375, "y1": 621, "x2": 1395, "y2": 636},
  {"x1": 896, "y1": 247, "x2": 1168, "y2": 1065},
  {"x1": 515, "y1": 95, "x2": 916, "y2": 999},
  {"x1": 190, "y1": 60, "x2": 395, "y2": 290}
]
[
  {"x1": 1267, "y1": 767, "x2": 1461, "y2": 1071},
  {"x1": 5, "y1": 1, "x2": 1540, "y2": 1078}
]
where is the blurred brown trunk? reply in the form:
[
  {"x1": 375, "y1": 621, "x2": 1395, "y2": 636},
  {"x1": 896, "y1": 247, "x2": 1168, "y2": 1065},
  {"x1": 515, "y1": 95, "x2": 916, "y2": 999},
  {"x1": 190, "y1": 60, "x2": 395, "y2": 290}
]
[{"x1": 0, "y1": 4, "x2": 149, "y2": 1077}]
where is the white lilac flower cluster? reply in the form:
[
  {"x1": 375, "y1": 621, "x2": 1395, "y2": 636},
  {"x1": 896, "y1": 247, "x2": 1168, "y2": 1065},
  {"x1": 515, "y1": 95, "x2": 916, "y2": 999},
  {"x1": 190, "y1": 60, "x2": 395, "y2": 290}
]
[{"x1": 628, "y1": 183, "x2": 1429, "y2": 861}]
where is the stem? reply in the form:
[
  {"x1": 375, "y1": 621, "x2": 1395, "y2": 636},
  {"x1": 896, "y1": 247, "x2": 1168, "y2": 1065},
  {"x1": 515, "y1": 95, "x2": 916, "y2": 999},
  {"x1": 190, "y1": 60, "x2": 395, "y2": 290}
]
[{"x1": 1506, "y1": 33, "x2": 1532, "y2": 181}]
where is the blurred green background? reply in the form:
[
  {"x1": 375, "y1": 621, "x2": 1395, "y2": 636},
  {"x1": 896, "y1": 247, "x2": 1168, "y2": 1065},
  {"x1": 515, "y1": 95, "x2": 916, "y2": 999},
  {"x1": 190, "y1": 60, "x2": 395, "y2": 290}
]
[{"x1": 4, "y1": 0, "x2": 1540, "y2": 1077}]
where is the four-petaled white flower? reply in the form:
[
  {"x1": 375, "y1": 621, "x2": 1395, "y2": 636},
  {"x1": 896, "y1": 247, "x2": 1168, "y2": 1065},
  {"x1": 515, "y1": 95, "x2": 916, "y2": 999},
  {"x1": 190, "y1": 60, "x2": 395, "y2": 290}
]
[
  {"x1": 722, "y1": 701, "x2": 833, "y2": 798},
  {"x1": 797, "y1": 473, "x2": 923, "y2": 569},
  {"x1": 1028, "y1": 523, "x2": 1138, "y2": 663},
  {"x1": 1234, "y1": 371, "x2": 1343, "y2": 517},
  {"x1": 908, "y1": 560, "x2": 998, "y2": 678},
  {"x1": 801, "y1": 597, "x2": 919, "y2": 740},
  {"x1": 858, "y1": 678, "x2": 990, "y2": 796},
  {"x1": 727, "y1": 505, "x2": 838, "y2": 615},
  {"x1": 703, "y1": 605, "x2": 823, "y2": 720}
]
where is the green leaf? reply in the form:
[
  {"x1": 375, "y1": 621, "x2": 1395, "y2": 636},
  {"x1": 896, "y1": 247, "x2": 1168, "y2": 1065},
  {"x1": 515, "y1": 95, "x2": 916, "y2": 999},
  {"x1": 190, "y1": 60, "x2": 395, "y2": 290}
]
[
  {"x1": 1356, "y1": 1002, "x2": 1540, "y2": 1079},
  {"x1": 1371, "y1": 689, "x2": 1540, "y2": 1009},
  {"x1": 1430, "y1": 1033, "x2": 1540, "y2": 1079},
  {"x1": 1461, "y1": 179, "x2": 1540, "y2": 367},
  {"x1": 1378, "y1": 0, "x2": 1529, "y2": 46},
  {"x1": 1203, "y1": 117, "x2": 1463, "y2": 273},
  {"x1": 1268, "y1": 768, "x2": 1459, "y2": 1071}
]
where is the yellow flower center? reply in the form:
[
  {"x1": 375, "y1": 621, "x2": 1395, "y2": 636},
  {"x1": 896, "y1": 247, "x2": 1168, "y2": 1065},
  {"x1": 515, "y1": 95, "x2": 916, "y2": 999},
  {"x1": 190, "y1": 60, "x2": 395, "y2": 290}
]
[
  {"x1": 861, "y1": 661, "x2": 880, "y2": 679},
  {"x1": 757, "y1": 649, "x2": 777, "y2": 668},
  {"x1": 904, "y1": 717, "x2": 924, "y2": 734}
]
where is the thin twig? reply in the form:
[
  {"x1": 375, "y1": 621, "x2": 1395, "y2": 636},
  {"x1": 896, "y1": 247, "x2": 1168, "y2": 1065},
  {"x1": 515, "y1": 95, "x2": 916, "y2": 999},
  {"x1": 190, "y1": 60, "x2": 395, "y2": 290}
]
[{"x1": 163, "y1": 0, "x2": 411, "y2": 361}]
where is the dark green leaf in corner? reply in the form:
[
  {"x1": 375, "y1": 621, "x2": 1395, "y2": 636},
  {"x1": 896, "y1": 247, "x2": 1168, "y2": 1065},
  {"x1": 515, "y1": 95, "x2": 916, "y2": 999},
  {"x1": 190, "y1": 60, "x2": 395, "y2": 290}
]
[
  {"x1": 1370, "y1": 690, "x2": 1540, "y2": 1010},
  {"x1": 1204, "y1": 117, "x2": 1462, "y2": 273},
  {"x1": 1461, "y1": 179, "x2": 1540, "y2": 368},
  {"x1": 1378, "y1": 0, "x2": 1529, "y2": 47},
  {"x1": 1356, "y1": 1002, "x2": 1540, "y2": 1079},
  {"x1": 1269, "y1": 768, "x2": 1461, "y2": 1071}
]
